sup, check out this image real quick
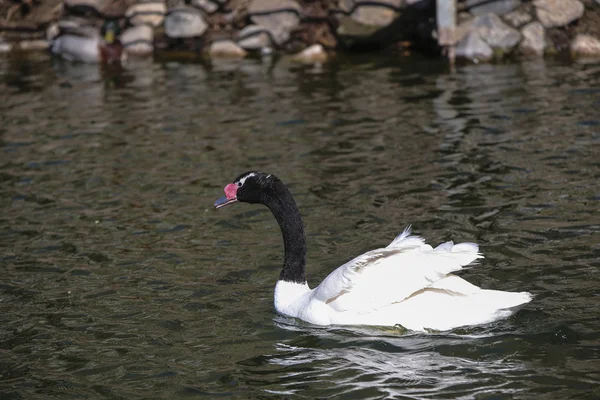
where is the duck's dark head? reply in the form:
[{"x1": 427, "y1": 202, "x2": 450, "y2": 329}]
[{"x1": 214, "y1": 171, "x2": 275, "y2": 209}]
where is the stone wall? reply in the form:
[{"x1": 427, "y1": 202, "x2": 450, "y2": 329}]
[
  {"x1": 455, "y1": 0, "x2": 600, "y2": 61},
  {"x1": 1, "y1": 0, "x2": 599, "y2": 61}
]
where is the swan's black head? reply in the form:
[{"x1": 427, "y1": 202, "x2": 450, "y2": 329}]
[{"x1": 214, "y1": 171, "x2": 275, "y2": 209}]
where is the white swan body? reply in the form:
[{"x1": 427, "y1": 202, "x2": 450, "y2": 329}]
[
  {"x1": 273, "y1": 227, "x2": 532, "y2": 331},
  {"x1": 215, "y1": 172, "x2": 533, "y2": 332}
]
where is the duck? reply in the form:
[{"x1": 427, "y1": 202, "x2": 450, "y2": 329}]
[
  {"x1": 214, "y1": 172, "x2": 532, "y2": 332},
  {"x1": 51, "y1": 19, "x2": 124, "y2": 64}
]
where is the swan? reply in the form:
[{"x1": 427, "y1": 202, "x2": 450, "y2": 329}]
[{"x1": 214, "y1": 171, "x2": 532, "y2": 332}]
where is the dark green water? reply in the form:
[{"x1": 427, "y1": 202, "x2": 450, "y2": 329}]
[{"x1": 1, "y1": 53, "x2": 599, "y2": 399}]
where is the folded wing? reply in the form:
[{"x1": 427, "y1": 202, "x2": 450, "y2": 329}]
[{"x1": 311, "y1": 227, "x2": 483, "y2": 313}]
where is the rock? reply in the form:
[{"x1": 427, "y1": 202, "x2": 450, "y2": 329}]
[
  {"x1": 126, "y1": 1, "x2": 166, "y2": 27},
  {"x1": 456, "y1": 30, "x2": 493, "y2": 61},
  {"x1": 519, "y1": 22, "x2": 546, "y2": 56},
  {"x1": 337, "y1": 14, "x2": 381, "y2": 38},
  {"x1": 52, "y1": 35, "x2": 100, "y2": 63},
  {"x1": 237, "y1": 25, "x2": 274, "y2": 50},
  {"x1": 0, "y1": 40, "x2": 12, "y2": 53},
  {"x1": 18, "y1": 40, "x2": 50, "y2": 51},
  {"x1": 121, "y1": 25, "x2": 153, "y2": 56},
  {"x1": 471, "y1": 13, "x2": 521, "y2": 51},
  {"x1": 209, "y1": 40, "x2": 247, "y2": 58},
  {"x1": 533, "y1": 0, "x2": 584, "y2": 28},
  {"x1": 467, "y1": 0, "x2": 521, "y2": 16},
  {"x1": 64, "y1": 0, "x2": 128, "y2": 18},
  {"x1": 454, "y1": 18, "x2": 473, "y2": 43},
  {"x1": 292, "y1": 44, "x2": 327, "y2": 64},
  {"x1": 0, "y1": 36, "x2": 12, "y2": 53},
  {"x1": 248, "y1": 0, "x2": 301, "y2": 45},
  {"x1": 164, "y1": 7, "x2": 208, "y2": 38},
  {"x1": 64, "y1": 0, "x2": 106, "y2": 12},
  {"x1": 503, "y1": 10, "x2": 532, "y2": 28},
  {"x1": 190, "y1": 0, "x2": 226, "y2": 14},
  {"x1": 46, "y1": 22, "x2": 60, "y2": 41},
  {"x1": 348, "y1": 0, "x2": 403, "y2": 27},
  {"x1": 570, "y1": 34, "x2": 600, "y2": 58},
  {"x1": 457, "y1": 11, "x2": 472, "y2": 25}
]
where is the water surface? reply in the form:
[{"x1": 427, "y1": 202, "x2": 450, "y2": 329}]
[{"x1": 1, "y1": 54, "x2": 599, "y2": 399}]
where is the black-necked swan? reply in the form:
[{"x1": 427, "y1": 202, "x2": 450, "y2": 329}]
[{"x1": 214, "y1": 171, "x2": 532, "y2": 332}]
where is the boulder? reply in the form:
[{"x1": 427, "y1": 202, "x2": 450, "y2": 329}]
[
  {"x1": 189, "y1": 0, "x2": 226, "y2": 14},
  {"x1": 292, "y1": 44, "x2": 327, "y2": 64},
  {"x1": 126, "y1": 1, "x2": 166, "y2": 27},
  {"x1": 209, "y1": 40, "x2": 248, "y2": 58},
  {"x1": 248, "y1": 0, "x2": 302, "y2": 45},
  {"x1": 519, "y1": 22, "x2": 546, "y2": 56},
  {"x1": 164, "y1": 7, "x2": 208, "y2": 38},
  {"x1": 456, "y1": 30, "x2": 493, "y2": 61},
  {"x1": 471, "y1": 13, "x2": 521, "y2": 51},
  {"x1": 467, "y1": 0, "x2": 521, "y2": 16},
  {"x1": 237, "y1": 25, "x2": 274, "y2": 50},
  {"x1": 336, "y1": 0, "x2": 402, "y2": 37},
  {"x1": 533, "y1": 0, "x2": 584, "y2": 28},
  {"x1": 503, "y1": 10, "x2": 532, "y2": 28},
  {"x1": 52, "y1": 35, "x2": 100, "y2": 63},
  {"x1": 121, "y1": 25, "x2": 154, "y2": 56},
  {"x1": 570, "y1": 34, "x2": 600, "y2": 58},
  {"x1": 64, "y1": 0, "x2": 130, "y2": 18},
  {"x1": 0, "y1": 39, "x2": 12, "y2": 53},
  {"x1": 347, "y1": 0, "x2": 403, "y2": 27},
  {"x1": 19, "y1": 40, "x2": 50, "y2": 51}
]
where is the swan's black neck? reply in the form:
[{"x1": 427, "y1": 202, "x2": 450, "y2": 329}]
[{"x1": 262, "y1": 179, "x2": 307, "y2": 284}]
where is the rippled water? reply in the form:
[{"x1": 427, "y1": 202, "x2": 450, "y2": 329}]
[{"x1": 1, "y1": 53, "x2": 599, "y2": 399}]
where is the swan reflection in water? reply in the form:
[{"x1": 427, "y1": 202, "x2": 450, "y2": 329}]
[{"x1": 241, "y1": 316, "x2": 530, "y2": 398}]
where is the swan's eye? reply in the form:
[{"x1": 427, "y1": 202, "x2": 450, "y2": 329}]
[{"x1": 237, "y1": 182, "x2": 242, "y2": 187}]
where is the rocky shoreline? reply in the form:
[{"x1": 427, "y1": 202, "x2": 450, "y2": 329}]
[{"x1": 1, "y1": 0, "x2": 600, "y2": 63}]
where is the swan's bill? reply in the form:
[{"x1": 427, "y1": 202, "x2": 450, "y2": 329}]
[{"x1": 214, "y1": 196, "x2": 237, "y2": 209}]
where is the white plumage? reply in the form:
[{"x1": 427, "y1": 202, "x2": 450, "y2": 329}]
[{"x1": 274, "y1": 227, "x2": 532, "y2": 332}]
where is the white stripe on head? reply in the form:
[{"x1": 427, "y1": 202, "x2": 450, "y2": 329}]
[{"x1": 237, "y1": 172, "x2": 256, "y2": 187}]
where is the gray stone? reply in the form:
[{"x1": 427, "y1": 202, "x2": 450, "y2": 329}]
[
  {"x1": 126, "y1": 1, "x2": 166, "y2": 27},
  {"x1": 503, "y1": 10, "x2": 532, "y2": 27},
  {"x1": 19, "y1": 40, "x2": 50, "y2": 52},
  {"x1": 571, "y1": 34, "x2": 600, "y2": 58},
  {"x1": 0, "y1": 39, "x2": 12, "y2": 53},
  {"x1": 456, "y1": 30, "x2": 493, "y2": 61},
  {"x1": 457, "y1": 12, "x2": 472, "y2": 25},
  {"x1": 64, "y1": 0, "x2": 127, "y2": 17},
  {"x1": 454, "y1": 18, "x2": 473, "y2": 43},
  {"x1": 348, "y1": 0, "x2": 403, "y2": 27},
  {"x1": 467, "y1": 0, "x2": 521, "y2": 16},
  {"x1": 209, "y1": 40, "x2": 247, "y2": 58},
  {"x1": 534, "y1": 0, "x2": 584, "y2": 28},
  {"x1": 64, "y1": 0, "x2": 107, "y2": 13},
  {"x1": 121, "y1": 25, "x2": 154, "y2": 56},
  {"x1": 337, "y1": 14, "x2": 381, "y2": 38},
  {"x1": 165, "y1": 7, "x2": 208, "y2": 38},
  {"x1": 292, "y1": 44, "x2": 327, "y2": 64},
  {"x1": 190, "y1": 0, "x2": 219, "y2": 14},
  {"x1": 54, "y1": 18, "x2": 100, "y2": 40},
  {"x1": 519, "y1": 22, "x2": 546, "y2": 56},
  {"x1": 237, "y1": 25, "x2": 273, "y2": 50},
  {"x1": 472, "y1": 13, "x2": 521, "y2": 51},
  {"x1": 52, "y1": 35, "x2": 101, "y2": 63},
  {"x1": 248, "y1": 0, "x2": 301, "y2": 45}
]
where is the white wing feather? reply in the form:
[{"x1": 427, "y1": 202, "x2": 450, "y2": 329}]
[{"x1": 310, "y1": 227, "x2": 483, "y2": 313}]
